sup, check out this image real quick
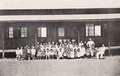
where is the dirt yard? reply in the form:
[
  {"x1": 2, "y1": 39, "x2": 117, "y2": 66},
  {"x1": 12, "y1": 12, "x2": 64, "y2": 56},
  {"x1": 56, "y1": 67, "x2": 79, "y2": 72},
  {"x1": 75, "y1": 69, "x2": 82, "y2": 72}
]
[{"x1": 0, "y1": 56, "x2": 120, "y2": 76}]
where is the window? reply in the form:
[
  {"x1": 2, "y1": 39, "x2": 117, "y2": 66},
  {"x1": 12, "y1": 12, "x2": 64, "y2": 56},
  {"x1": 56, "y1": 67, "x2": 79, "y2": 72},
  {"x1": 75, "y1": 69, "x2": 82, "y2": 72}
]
[
  {"x1": 86, "y1": 24, "x2": 94, "y2": 36},
  {"x1": 58, "y1": 28, "x2": 64, "y2": 36},
  {"x1": 38, "y1": 27, "x2": 47, "y2": 37},
  {"x1": 86, "y1": 24, "x2": 101, "y2": 36},
  {"x1": 38, "y1": 28, "x2": 41, "y2": 37},
  {"x1": 95, "y1": 26, "x2": 101, "y2": 36},
  {"x1": 21, "y1": 27, "x2": 27, "y2": 37},
  {"x1": 9, "y1": 27, "x2": 13, "y2": 38}
]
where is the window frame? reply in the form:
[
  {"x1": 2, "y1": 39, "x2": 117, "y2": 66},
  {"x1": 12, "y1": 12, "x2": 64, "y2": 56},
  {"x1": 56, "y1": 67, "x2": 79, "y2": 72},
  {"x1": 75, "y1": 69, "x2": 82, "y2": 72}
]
[
  {"x1": 9, "y1": 27, "x2": 14, "y2": 38},
  {"x1": 37, "y1": 27, "x2": 47, "y2": 37},
  {"x1": 95, "y1": 25, "x2": 101, "y2": 36},
  {"x1": 58, "y1": 28, "x2": 65, "y2": 37},
  {"x1": 86, "y1": 24, "x2": 101, "y2": 37},
  {"x1": 21, "y1": 27, "x2": 27, "y2": 38}
]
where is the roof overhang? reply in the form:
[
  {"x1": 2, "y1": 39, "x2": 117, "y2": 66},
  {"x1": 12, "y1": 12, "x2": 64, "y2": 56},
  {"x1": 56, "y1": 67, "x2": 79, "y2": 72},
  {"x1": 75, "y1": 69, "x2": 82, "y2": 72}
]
[{"x1": 0, "y1": 14, "x2": 120, "y2": 21}]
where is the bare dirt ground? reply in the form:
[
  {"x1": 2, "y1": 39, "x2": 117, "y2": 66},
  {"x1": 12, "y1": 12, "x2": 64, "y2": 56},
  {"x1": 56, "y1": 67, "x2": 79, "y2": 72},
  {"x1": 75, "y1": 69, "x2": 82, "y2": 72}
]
[{"x1": 0, "y1": 56, "x2": 120, "y2": 76}]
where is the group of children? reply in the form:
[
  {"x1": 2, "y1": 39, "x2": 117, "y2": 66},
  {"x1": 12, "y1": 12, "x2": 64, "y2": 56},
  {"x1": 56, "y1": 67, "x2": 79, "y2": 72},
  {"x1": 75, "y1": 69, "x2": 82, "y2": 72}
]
[{"x1": 16, "y1": 38, "x2": 106, "y2": 60}]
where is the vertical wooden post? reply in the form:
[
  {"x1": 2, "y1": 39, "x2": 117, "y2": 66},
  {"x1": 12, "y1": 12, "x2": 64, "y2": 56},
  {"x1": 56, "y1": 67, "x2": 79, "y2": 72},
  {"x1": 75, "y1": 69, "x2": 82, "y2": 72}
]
[
  {"x1": 35, "y1": 32, "x2": 37, "y2": 47},
  {"x1": 78, "y1": 31, "x2": 80, "y2": 44},
  {"x1": 2, "y1": 32, "x2": 4, "y2": 59},
  {"x1": 108, "y1": 23, "x2": 111, "y2": 56}
]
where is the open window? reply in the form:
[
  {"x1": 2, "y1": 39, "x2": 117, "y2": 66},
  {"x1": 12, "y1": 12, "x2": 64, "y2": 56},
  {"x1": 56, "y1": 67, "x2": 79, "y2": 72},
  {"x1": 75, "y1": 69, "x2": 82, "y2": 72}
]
[
  {"x1": 86, "y1": 24, "x2": 101, "y2": 36},
  {"x1": 95, "y1": 25, "x2": 101, "y2": 36}
]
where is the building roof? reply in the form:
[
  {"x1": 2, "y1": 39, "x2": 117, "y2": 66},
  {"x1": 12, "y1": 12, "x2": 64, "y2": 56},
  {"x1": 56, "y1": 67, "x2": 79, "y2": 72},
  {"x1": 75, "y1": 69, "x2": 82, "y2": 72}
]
[
  {"x1": 0, "y1": 14, "x2": 120, "y2": 21},
  {"x1": 0, "y1": 0, "x2": 120, "y2": 21},
  {"x1": 0, "y1": 8, "x2": 120, "y2": 15}
]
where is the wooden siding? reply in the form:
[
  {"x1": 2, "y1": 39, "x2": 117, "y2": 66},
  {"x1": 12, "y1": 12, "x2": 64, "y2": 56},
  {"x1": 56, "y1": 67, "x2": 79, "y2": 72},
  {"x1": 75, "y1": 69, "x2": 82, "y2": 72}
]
[{"x1": 0, "y1": 21, "x2": 119, "y2": 49}]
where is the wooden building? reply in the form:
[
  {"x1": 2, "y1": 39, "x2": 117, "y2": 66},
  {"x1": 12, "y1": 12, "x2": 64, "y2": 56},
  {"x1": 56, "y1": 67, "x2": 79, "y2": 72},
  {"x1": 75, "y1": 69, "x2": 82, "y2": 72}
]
[
  {"x1": 0, "y1": 8, "x2": 120, "y2": 57},
  {"x1": 0, "y1": 0, "x2": 120, "y2": 58},
  {"x1": 0, "y1": 8, "x2": 120, "y2": 50}
]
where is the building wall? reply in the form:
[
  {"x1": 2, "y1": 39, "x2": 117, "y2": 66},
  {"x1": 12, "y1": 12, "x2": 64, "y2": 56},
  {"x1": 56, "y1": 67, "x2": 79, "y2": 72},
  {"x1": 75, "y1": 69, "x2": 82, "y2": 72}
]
[
  {"x1": 0, "y1": 21, "x2": 120, "y2": 49},
  {"x1": 0, "y1": 22, "x2": 5, "y2": 49},
  {"x1": 109, "y1": 21, "x2": 120, "y2": 46}
]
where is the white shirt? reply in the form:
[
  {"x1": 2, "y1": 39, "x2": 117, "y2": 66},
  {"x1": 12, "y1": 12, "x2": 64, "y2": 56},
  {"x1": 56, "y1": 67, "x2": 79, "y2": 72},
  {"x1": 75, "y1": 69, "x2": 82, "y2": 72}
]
[
  {"x1": 79, "y1": 43, "x2": 84, "y2": 46},
  {"x1": 99, "y1": 46, "x2": 106, "y2": 54},
  {"x1": 59, "y1": 51, "x2": 63, "y2": 57},
  {"x1": 76, "y1": 51, "x2": 80, "y2": 57},
  {"x1": 31, "y1": 49, "x2": 36, "y2": 55},
  {"x1": 19, "y1": 49, "x2": 23, "y2": 55},
  {"x1": 69, "y1": 44, "x2": 73, "y2": 49},
  {"x1": 70, "y1": 51, "x2": 74, "y2": 58},
  {"x1": 86, "y1": 41, "x2": 95, "y2": 47},
  {"x1": 16, "y1": 50, "x2": 19, "y2": 55}
]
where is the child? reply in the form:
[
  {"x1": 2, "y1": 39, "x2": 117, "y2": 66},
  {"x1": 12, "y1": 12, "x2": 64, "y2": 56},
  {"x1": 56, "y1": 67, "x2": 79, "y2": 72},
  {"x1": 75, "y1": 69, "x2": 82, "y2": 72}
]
[
  {"x1": 18, "y1": 47, "x2": 23, "y2": 61},
  {"x1": 58, "y1": 48, "x2": 63, "y2": 59},
  {"x1": 96, "y1": 44, "x2": 106, "y2": 59},
  {"x1": 31, "y1": 46, "x2": 36, "y2": 60},
  {"x1": 16, "y1": 47, "x2": 20, "y2": 60},
  {"x1": 46, "y1": 48, "x2": 50, "y2": 59}
]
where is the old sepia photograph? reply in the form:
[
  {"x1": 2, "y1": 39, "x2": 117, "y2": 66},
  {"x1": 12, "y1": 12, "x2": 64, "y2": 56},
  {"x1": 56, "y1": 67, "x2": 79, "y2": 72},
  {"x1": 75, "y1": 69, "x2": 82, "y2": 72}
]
[{"x1": 0, "y1": 0, "x2": 120, "y2": 76}]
